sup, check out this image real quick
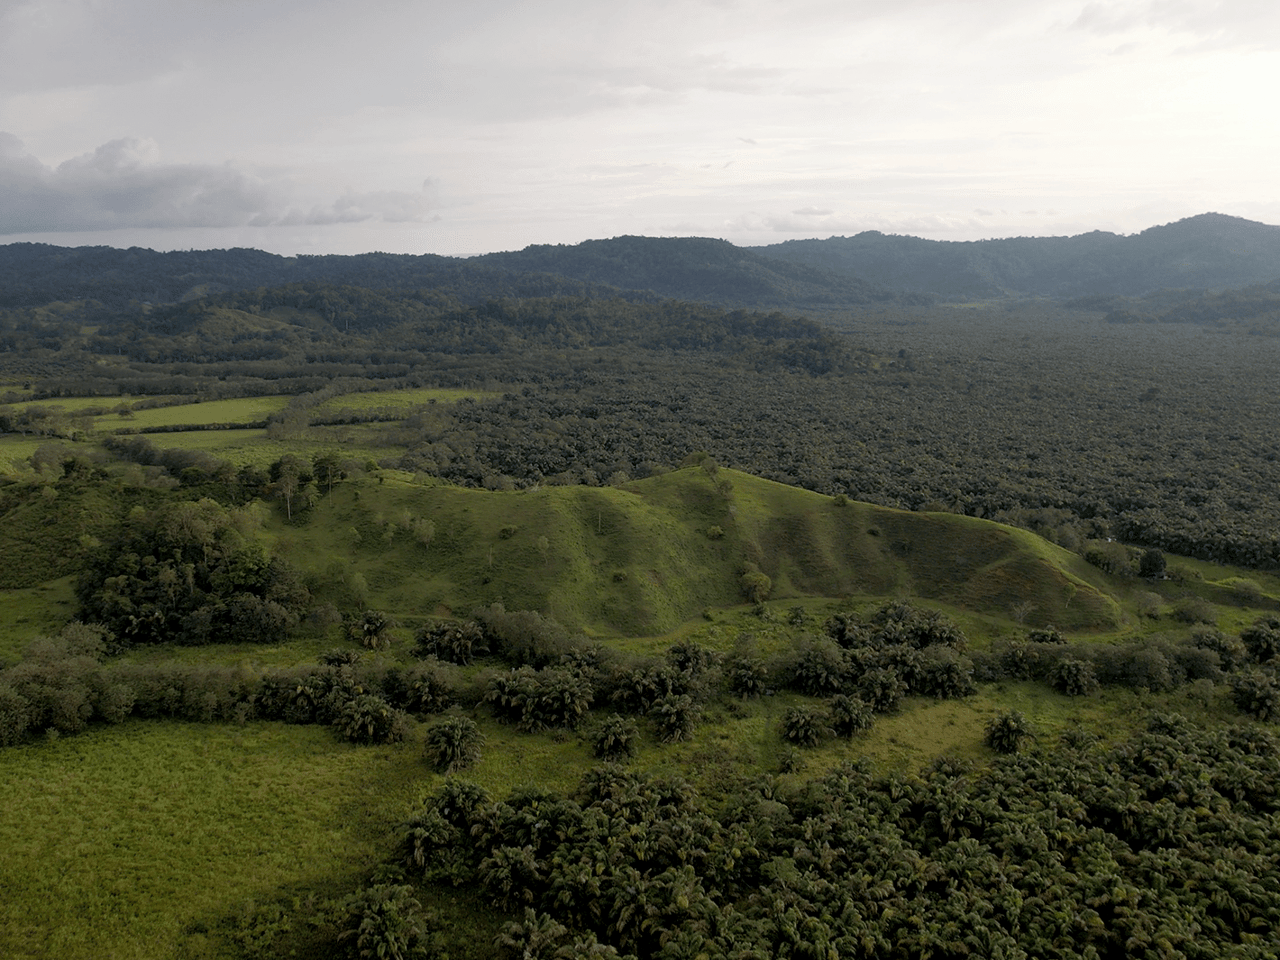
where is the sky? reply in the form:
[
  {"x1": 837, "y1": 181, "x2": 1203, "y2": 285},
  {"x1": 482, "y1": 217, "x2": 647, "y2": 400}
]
[{"x1": 1, "y1": 0, "x2": 1278, "y2": 257}]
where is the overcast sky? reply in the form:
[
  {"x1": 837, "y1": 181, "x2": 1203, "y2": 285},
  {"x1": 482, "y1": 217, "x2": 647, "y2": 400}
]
[{"x1": 1, "y1": 0, "x2": 1277, "y2": 256}]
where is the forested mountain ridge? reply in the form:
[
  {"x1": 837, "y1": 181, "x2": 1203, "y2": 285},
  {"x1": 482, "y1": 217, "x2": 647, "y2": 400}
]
[
  {"x1": 752, "y1": 213, "x2": 1280, "y2": 298},
  {"x1": 3, "y1": 212, "x2": 1278, "y2": 310},
  {"x1": 0, "y1": 236, "x2": 907, "y2": 313},
  {"x1": 471, "y1": 235, "x2": 909, "y2": 307}
]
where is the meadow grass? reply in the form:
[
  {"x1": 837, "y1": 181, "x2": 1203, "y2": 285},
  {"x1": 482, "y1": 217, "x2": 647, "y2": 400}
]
[
  {"x1": 140, "y1": 427, "x2": 391, "y2": 469},
  {"x1": 0, "y1": 435, "x2": 51, "y2": 471},
  {"x1": 269, "y1": 467, "x2": 1122, "y2": 643},
  {"x1": 114, "y1": 396, "x2": 289, "y2": 429},
  {"x1": 0, "y1": 578, "x2": 78, "y2": 663},
  {"x1": 310, "y1": 387, "x2": 499, "y2": 415},
  {"x1": 0, "y1": 721, "x2": 423, "y2": 960}
]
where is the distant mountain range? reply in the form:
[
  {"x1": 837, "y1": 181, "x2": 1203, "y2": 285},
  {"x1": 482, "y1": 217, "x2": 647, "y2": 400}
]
[
  {"x1": 751, "y1": 213, "x2": 1280, "y2": 299},
  {"x1": 2, "y1": 212, "x2": 1278, "y2": 310}
]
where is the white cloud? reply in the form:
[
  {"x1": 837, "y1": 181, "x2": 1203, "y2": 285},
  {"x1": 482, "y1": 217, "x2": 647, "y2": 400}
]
[
  {"x1": 0, "y1": 133, "x2": 438, "y2": 234},
  {"x1": 0, "y1": 0, "x2": 1276, "y2": 254}
]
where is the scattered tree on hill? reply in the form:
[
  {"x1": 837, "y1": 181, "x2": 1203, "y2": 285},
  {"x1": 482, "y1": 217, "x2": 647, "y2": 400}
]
[
  {"x1": 425, "y1": 716, "x2": 485, "y2": 773},
  {"x1": 347, "y1": 610, "x2": 395, "y2": 650},
  {"x1": 592, "y1": 714, "x2": 640, "y2": 762},
  {"x1": 985, "y1": 711, "x2": 1033, "y2": 753}
]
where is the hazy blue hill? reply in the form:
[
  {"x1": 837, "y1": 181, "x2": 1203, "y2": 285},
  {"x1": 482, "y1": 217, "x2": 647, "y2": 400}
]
[{"x1": 751, "y1": 213, "x2": 1280, "y2": 298}]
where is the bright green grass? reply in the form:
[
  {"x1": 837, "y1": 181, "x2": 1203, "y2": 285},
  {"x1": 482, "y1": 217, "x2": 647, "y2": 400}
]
[
  {"x1": 0, "y1": 435, "x2": 49, "y2": 471},
  {"x1": 310, "y1": 387, "x2": 498, "y2": 416},
  {"x1": 271, "y1": 467, "x2": 1124, "y2": 642},
  {"x1": 115, "y1": 396, "x2": 289, "y2": 429},
  {"x1": 0, "y1": 578, "x2": 78, "y2": 663},
  {"x1": 0, "y1": 721, "x2": 424, "y2": 960},
  {"x1": 139, "y1": 427, "x2": 393, "y2": 469}
]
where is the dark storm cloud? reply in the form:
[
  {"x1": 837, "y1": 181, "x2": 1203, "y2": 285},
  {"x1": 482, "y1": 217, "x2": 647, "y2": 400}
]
[{"x1": 0, "y1": 133, "x2": 436, "y2": 234}]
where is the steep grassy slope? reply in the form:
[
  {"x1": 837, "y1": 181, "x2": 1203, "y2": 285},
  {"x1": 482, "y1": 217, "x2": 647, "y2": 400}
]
[{"x1": 272, "y1": 466, "x2": 1119, "y2": 635}]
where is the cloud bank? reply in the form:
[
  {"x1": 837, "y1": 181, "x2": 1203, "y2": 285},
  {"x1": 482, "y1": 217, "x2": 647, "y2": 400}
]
[{"x1": 0, "y1": 133, "x2": 437, "y2": 235}]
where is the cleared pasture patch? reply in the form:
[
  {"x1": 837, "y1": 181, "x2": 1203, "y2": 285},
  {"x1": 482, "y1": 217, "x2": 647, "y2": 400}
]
[
  {"x1": 115, "y1": 396, "x2": 289, "y2": 429},
  {"x1": 311, "y1": 387, "x2": 498, "y2": 416},
  {"x1": 0, "y1": 721, "x2": 419, "y2": 960}
]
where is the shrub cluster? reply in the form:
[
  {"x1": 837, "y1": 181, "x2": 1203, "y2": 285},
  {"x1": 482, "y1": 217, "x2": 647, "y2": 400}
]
[
  {"x1": 784, "y1": 602, "x2": 976, "y2": 707},
  {"x1": 485, "y1": 664, "x2": 595, "y2": 732},
  {"x1": 973, "y1": 631, "x2": 1229, "y2": 695},
  {"x1": 0, "y1": 624, "x2": 435, "y2": 747}
]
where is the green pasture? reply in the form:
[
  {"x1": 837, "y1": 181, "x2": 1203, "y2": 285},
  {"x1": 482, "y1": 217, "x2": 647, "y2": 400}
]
[
  {"x1": 0, "y1": 721, "x2": 422, "y2": 960},
  {"x1": 311, "y1": 386, "x2": 498, "y2": 416},
  {"x1": 114, "y1": 396, "x2": 289, "y2": 429},
  {"x1": 0, "y1": 435, "x2": 47, "y2": 472},
  {"x1": 0, "y1": 579, "x2": 78, "y2": 664}
]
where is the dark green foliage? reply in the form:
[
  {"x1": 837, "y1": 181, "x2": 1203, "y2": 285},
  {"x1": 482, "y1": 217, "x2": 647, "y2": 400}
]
[
  {"x1": 493, "y1": 908, "x2": 570, "y2": 960},
  {"x1": 0, "y1": 685, "x2": 31, "y2": 746},
  {"x1": 857, "y1": 667, "x2": 907, "y2": 713},
  {"x1": 346, "y1": 610, "x2": 395, "y2": 650},
  {"x1": 319, "y1": 648, "x2": 363, "y2": 667},
  {"x1": 665, "y1": 640, "x2": 719, "y2": 677},
  {"x1": 472, "y1": 605, "x2": 577, "y2": 667},
  {"x1": 649, "y1": 694, "x2": 697, "y2": 743},
  {"x1": 1240, "y1": 616, "x2": 1280, "y2": 664},
  {"x1": 913, "y1": 645, "x2": 976, "y2": 699},
  {"x1": 726, "y1": 655, "x2": 768, "y2": 698},
  {"x1": 1231, "y1": 670, "x2": 1280, "y2": 721},
  {"x1": 1192, "y1": 628, "x2": 1246, "y2": 672},
  {"x1": 334, "y1": 694, "x2": 406, "y2": 745},
  {"x1": 780, "y1": 706, "x2": 829, "y2": 747},
  {"x1": 398, "y1": 808, "x2": 469, "y2": 886},
  {"x1": 984, "y1": 711, "x2": 1032, "y2": 754},
  {"x1": 826, "y1": 694, "x2": 874, "y2": 738},
  {"x1": 485, "y1": 665, "x2": 594, "y2": 732},
  {"x1": 75, "y1": 498, "x2": 308, "y2": 647},
  {"x1": 1171, "y1": 595, "x2": 1216, "y2": 624},
  {"x1": 414, "y1": 619, "x2": 487, "y2": 665},
  {"x1": 788, "y1": 638, "x2": 849, "y2": 696},
  {"x1": 592, "y1": 714, "x2": 640, "y2": 762},
  {"x1": 607, "y1": 662, "x2": 688, "y2": 714},
  {"x1": 337, "y1": 883, "x2": 436, "y2": 960},
  {"x1": 1026, "y1": 625, "x2": 1064, "y2": 644},
  {"x1": 738, "y1": 563, "x2": 772, "y2": 604},
  {"x1": 398, "y1": 661, "x2": 454, "y2": 715},
  {"x1": 1138, "y1": 547, "x2": 1167, "y2": 578},
  {"x1": 424, "y1": 716, "x2": 485, "y2": 773},
  {"x1": 393, "y1": 720, "x2": 1280, "y2": 960},
  {"x1": 1049, "y1": 657, "x2": 1099, "y2": 696},
  {"x1": 823, "y1": 612, "x2": 872, "y2": 648},
  {"x1": 871, "y1": 601, "x2": 969, "y2": 651}
]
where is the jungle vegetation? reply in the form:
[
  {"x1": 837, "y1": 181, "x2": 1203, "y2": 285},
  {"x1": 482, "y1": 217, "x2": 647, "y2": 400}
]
[{"x1": 2, "y1": 217, "x2": 1280, "y2": 959}]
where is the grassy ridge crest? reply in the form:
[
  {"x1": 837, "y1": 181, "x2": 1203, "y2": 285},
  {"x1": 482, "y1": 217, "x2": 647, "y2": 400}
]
[{"x1": 275, "y1": 466, "x2": 1119, "y2": 635}]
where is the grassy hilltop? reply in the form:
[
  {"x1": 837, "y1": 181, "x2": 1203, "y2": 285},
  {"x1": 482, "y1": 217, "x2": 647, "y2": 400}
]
[{"x1": 271, "y1": 464, "x2": 1118, "y2": 639}]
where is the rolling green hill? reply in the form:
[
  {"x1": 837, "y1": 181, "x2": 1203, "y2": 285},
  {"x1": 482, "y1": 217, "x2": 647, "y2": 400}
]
[{"x1": 271, "y1": 466, "x2": 1119, "y2": 637}]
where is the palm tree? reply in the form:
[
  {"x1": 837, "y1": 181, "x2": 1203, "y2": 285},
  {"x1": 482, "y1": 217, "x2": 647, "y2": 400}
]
[{"x1": 425, "y1": 716, "x2": 485, "y2": 773}]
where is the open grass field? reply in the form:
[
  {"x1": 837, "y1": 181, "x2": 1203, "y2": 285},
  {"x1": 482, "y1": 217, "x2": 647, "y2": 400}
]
[
  {"x1": 114, "y1": 397, "x2": 289, "y2": 429},
  {"x1": 310, "y1": 387, "x2": 499, "y2": 416},
  {"x1": 0, "y1": 721, "x2": 420, "y2": 960}
]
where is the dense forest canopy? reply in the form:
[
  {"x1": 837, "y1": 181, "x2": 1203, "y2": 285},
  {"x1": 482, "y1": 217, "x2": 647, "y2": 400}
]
[{"x1": 752, "y1": 213, "x2": 1280, "y2": 299}]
